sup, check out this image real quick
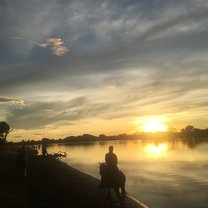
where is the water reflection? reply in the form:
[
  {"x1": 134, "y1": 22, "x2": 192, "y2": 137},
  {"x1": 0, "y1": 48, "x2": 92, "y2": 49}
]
[
  {"x1": 46, "y1": 139, "x2": 208, "y2": 208},
  {"x1": 145, "y1": 143, "x2": 168, "y2": 158}
]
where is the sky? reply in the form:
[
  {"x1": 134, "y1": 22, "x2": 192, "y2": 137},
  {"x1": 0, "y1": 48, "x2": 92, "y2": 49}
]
[{"x1": 1, "y1": 0, "x2": 208, "y2": 141}]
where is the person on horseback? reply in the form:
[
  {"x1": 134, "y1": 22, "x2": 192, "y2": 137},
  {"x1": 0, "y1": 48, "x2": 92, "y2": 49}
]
[
  {"x1": 99, "y1": 146, "x2": 118, "y2": 189},
  {"x1": 105, "y1": 146, "x2": 118, "y2": 172}
]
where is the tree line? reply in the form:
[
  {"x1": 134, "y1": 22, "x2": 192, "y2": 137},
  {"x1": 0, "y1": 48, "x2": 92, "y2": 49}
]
[{"x1": 1, "y1": 121, "x2": 208, "y2": 145}]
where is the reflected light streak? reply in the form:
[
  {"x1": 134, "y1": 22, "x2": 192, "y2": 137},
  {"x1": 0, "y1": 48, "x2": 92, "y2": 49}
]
[{"x1": 145, "y1": 143, "x2": 168, "y2": 157}]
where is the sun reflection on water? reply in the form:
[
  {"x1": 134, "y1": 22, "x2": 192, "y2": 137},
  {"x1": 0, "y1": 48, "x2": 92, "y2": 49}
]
[{"x1": 145, "y1": 143, "x2": 168, "y2": 158}]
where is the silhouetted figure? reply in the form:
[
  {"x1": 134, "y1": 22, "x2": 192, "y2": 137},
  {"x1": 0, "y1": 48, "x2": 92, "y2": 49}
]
[
  {"x1": 16, "y1": 142, "x2": 28, "y2": 177},
  {"x1": 99, "y1": 146, "x2": 118, "y2": 189},
  {"x1": 105, "y1": 146, "x2": 118, "y2": 171},
  {"x1": 42, "y1": 143, "x2": 48, "y2": 157}
]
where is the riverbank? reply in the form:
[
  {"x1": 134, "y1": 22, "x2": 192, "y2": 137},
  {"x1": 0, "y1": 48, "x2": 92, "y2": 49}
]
[{"x1": 0, "y1": 145, "x2": 148, "y2": 208}]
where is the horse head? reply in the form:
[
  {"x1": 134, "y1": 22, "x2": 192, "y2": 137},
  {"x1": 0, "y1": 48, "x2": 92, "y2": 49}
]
[{"x1": 99, "y1": 162, "x2": 107, "y2": 175}]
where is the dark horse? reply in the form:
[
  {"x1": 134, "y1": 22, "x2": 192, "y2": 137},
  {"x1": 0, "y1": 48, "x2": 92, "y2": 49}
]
[{"x1": 99, "y1": 162, "x2": 126, "y2": 207}]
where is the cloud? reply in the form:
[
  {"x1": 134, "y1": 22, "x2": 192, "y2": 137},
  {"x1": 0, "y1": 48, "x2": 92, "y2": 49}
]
[
  {"x1": 0, "y1": 0, "x2": 208, "y2": 136},
  {"x1": 132, "y1": 7, "x2": 208, "y2": 42},
  {"x1": 38, "y1": 38, "x2": 69, "y2": 56},
  {"x1": 6, "y1": 97, "x2": 88, "y2": 129},
  {"x1": 5, "y1": 94, "x2": 138, "y2": 130},
  {"x1": 0, "y1": 97, "x2": 24, "y2": 104}
]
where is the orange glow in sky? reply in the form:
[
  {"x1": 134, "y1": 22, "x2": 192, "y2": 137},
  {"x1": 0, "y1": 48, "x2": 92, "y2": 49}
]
[{"x1": 133, "y1": 117, "x2": 168, "y2": 133}]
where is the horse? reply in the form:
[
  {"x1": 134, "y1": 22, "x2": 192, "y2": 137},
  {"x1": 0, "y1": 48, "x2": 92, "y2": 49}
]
[{"x1": 99, "y1": 162, "x2": 126, "y2": 207}]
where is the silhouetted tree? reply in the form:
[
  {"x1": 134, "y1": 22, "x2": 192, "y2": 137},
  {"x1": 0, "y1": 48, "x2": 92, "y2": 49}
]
[
  {"x1": 181, "y1": 125, "x2": 208, "y2": 139},
  {"x1": 181, "y1": 125, "x2": 194, "y2": 137},
  {"x1": 0, "y1": 121, "x2": 11, "y2": 141},
  {"x1": 184, "y1": 125, "x2": 194, "y2": 132}
]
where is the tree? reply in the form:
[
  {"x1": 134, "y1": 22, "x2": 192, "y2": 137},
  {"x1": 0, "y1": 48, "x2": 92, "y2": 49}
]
[
  {"x1": 0, "y1": 121, "x2": 11, "y2": 141},
  {"x1": 184, "y1": 125, "x2": 194, "y2": 132}
]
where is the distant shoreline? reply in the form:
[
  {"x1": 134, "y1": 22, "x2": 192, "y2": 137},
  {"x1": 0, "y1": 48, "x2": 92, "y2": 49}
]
[
  {"x1": 10, "y1": 131, "x2": 208, "y2": 149},
  {"x1": 7, "y1": 126, "x2": 208, "y2": 145}
]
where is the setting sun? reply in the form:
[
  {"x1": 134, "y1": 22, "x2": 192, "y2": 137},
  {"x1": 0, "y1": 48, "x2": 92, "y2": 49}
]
[{"x1": 133, "y1": 117, "x2": 168, "y2": 133}]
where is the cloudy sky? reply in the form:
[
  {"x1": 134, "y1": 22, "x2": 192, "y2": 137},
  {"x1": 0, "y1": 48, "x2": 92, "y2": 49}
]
[{"x1": 1, "y1": 0, "x2": 208, "y2": 141}]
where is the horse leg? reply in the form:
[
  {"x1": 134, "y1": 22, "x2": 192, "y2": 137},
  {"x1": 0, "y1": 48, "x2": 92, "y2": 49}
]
[
  {"x1": 121, "y1": 185, "x2": 126, "y2": 204},
  {"x1": 114, "y1": 188, "x2": 122, "y2": 207},
  {"x1": 107, "y1": 188, "x2": 112, "y2": 205}
]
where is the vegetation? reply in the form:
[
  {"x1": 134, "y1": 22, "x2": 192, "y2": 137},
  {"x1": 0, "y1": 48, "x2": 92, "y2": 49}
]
[
  {"x1": 0, "y1": 121, "x2": 11, "y2": 148},
  {"x1": 10, "y1": 125, "x2": 208, "y2": 146},
  {"x1": 180, "y1": 125, "x2": 208, "y2": 138}
]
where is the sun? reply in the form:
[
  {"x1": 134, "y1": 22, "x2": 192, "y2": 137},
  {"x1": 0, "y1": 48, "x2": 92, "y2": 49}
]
[{"x1": 133, "y1": 117, "x2": 168, "y2": 133}]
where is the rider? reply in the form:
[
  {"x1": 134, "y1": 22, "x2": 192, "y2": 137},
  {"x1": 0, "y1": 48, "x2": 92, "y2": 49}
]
[
  {"x1": 105, "y1": 145, "x2": 118, "y2": 172},
  {"x1": 99, "y1": 146, "x2": 118, "y2": 189}
]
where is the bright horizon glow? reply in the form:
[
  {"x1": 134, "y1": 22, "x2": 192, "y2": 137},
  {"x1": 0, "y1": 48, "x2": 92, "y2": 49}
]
[{"x1": 133, "y1": 117, "x2": 168, "y2": 133}]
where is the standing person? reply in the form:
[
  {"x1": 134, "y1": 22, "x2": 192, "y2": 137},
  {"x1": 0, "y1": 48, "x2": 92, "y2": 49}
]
[
  {"x1": 17, "y1": 142, "x2": 28, "y2": 177},
  {"x1": 42, "y1": 143, "x2": 48, "y2": 157},
  {"x1": 105, "y1": 145, "x2": 118, "y2": 171}
]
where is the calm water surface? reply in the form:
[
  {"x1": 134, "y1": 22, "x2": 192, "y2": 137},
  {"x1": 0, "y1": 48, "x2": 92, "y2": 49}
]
[{"x1": 46, "y1": 139, "x2": 208, "y2": 208}]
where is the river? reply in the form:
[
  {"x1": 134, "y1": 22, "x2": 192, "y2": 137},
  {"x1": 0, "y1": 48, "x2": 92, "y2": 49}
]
[{"x1": 46, "y1": 138, "x2": 208, "y2": 208}]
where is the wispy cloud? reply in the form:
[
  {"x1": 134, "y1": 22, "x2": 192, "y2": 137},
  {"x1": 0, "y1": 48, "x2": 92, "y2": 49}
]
[
  {"x1": 38, "y1": 38, "x2": 69, "y2": 56},
  {"x1": 5, "y1": 97, "x2": 96, "y2": 129},
  {"x1": 134, "y1": 7, "x2": 208, "y2": 43},
  {"x1": 0, "y1": 97, "x2": 24, "y2": 104}
]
